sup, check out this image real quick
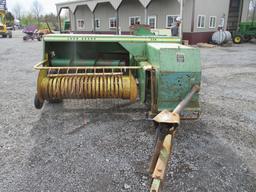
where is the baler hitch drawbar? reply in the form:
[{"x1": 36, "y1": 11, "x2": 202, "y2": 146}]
[{"x1": 150, "y1": 85, "x2": 200, "y2": 192}]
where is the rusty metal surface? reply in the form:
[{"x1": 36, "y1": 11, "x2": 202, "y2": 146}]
[
  {"x1": 150, "y1": 69, "x2": 158, "y2": 114},
  {"x1": 39, "y1": 75, "x2": 137, "y2": 102},
  {"x1": 150, "y1": 134, "x2": 174, "y2": 192},
  {"x1": 153, "y1": 110, "x2": 180, "y2": 125},
  {"x1": 150, "y1": 85, "x2": 201, "y2": 192}
]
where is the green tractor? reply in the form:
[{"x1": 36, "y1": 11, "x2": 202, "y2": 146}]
[{"x1": 233, "y1": 21, "x2": 256, "y2": 44}]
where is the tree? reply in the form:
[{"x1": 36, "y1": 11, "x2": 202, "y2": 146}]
[
  {"x1": 5, "y1": 12, "x2": 14, "y2": 26},
  {"x1": 44, "y1": 13, "x2": 59, "y2": 30},
  {"x1": 249, "y1": 0, "x2": 256, "y2": 21},
  {"x1": 31, "y1": 0, "x2": 43, "y2": 26},
  {"x1": 12, "y1": 3, "x2": 22, "y2": 20}
]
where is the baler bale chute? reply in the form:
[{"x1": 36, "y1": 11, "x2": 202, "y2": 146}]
[{"x1": 34, "y1": 34, "x2": 201, "y2": 191}]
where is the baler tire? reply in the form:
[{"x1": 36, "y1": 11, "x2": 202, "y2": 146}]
[{"x1": 34, "y1": 93, "x2": 44, "y2": 109}]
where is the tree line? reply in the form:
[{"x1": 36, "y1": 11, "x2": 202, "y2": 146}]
[{"x1": 11, "y1": 0, "x2": 60, "y2": 30}]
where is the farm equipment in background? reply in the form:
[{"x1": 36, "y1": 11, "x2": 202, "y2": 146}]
[
  {"x1": 23, "y1": 25, "x2": 42, "y2": 41},
  {"x1": 233, "y1": 4, "x2": 256, "y2": 44},
  {"x1": 0, "y1": 10, "x2": 12, "y2": 38},
  {"x1": 23, "y1": 23, "x2": 53, "y2": 41},
  {"x1": 33, "y1": 33, "x2": 201, "y2": 191},
  {"x1": 63, "y1": 20, "x2": 71, "y2": 33},
  {"x1": 233, "y1": 21, "x2": 256, "y2": 43}
]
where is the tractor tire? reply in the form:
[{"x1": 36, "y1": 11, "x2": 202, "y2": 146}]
[
  {"x1": 243, "y1": 35, "x2": 252, "y2": 42},
  {"x1": 233, "y1": 35, "x2": 242, "y2": 44},
  {"x1": 2, "y1": 34, "x2": 7, "y2": 38}
]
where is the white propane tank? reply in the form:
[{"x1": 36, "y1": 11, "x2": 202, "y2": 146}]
[{"x1": 212, "y1": 31, "x2": 232, "y2": 45}]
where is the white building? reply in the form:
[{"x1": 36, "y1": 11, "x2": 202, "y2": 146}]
[{"x1": 56, "y1": 0, "x2": 252, "y2": 44}]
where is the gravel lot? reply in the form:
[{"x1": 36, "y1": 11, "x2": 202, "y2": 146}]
[{"x1": 0, "y1": 31, "x2": 256, "y2": 192}]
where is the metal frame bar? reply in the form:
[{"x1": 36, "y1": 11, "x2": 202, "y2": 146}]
[{"x1": 34, "y1": 60, "x2": 142, "y2": 71}]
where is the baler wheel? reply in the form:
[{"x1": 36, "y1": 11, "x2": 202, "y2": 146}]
[
  {"x1": 34, "y1": 93, "x2": 44, "y2": 109},
  {"x1": 233, "y1": 35, "x2": 242, "y2": 44}
]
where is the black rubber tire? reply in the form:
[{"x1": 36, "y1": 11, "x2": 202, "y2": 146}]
[
  {"x1": 34, "y1": 93, "x2": 44, "y2": 109},
  {"x1": 8, "y1": 34, "x2": 12, "y2": 38},
  {"x1": 233, "y1": 35, "x2": 242, "y2": 44},
  {"x1": 2, "y1": 34, "x2": 7, "y2": 38},
  {"x1": 243, "y1": 35, "x2": 252, "y2": 42},
  {"x1": 37, "y1": 36, "x2": 42, "y2": 41},
  {"x1": 23, "y1": 36, "x2": 28, "y2": 41}
]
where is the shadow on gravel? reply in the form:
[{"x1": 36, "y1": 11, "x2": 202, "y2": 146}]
[
  {"x1": 15, "y1": 100, "x2": 256, "y2": 192},
  {"x1": 20, "y1": 100, "x2": 155, "y2": 192}
]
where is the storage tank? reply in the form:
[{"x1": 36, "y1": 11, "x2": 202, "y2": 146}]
[{"x1": 212, "y1": 31, "x2": 232, "y2": 45}]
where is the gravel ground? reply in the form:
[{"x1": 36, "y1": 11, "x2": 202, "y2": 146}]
[{"x1": 0, "y1": 31, "x2": 255, "y2": 192}]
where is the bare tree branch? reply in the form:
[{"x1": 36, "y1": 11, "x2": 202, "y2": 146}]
[
  {"x1": 12, "y1": 3, "x2": 22, "y2": 20},
  {"x1": 31, "y1": 0, "x2": 43, "y2": 25}
]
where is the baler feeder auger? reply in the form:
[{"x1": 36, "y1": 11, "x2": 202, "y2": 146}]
[{"x1": 34, "y1": 34, "x2": 201, "y2": 191}]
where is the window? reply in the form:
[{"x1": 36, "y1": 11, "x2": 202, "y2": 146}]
[
  {"x1": 95, "y1": 18, "x2": 100, "y2": 29},
  {"x1": 129, "y1": 16, "x2": 141, "y2": 26},
  {"x1": 77, "y1": 19, "x2": 85, "y2": 30},
  {"x1": 197, "y1": 15, "x2": 206, "y2": 28},
  {"x1": 209, "y1": 16, "x2": 216, "y2": 28},
  {"x1": 148, "y1": 16, "x2": 157, "y2": 28},
  {"x1": 109, "y1": 17, "x2": 117, "y2": 29},
  {"x1": 166, "y1": 15, "x2": 179, "y2": 28}
]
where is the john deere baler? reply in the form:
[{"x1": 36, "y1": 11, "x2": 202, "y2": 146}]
[
  {"x1": 34, "y1": 34, "x2": 201, "y2": 192},
  {"x1": 34, "y1": 34, "x2": 201, "y2": 114}
]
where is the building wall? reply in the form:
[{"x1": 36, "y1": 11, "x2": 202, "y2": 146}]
[
  {"x1": 183, "y1": 0, "x2": 193, "y2": 32},
  {"x1": 58, "y1": 0, "x2": 248, "y2": 44},
  {"x1": 94, "y1": 2, "x2": 116, "y2": 32},
  {"x1": 193, "y1": 0, "x2": 230, "y2": 32},
  {"x1": 119, "y1": 0, "x2": 145, "y2": 31},
  {"x1": 71, "y1": 0, "x2": 232, "y2": 33},
  {"x1": 75, "y1": 5, "x2": 93, "y2": 31},
  {"x1": 72, "y1": 0, "x2": 183, "y2": 32},
  {"x1": 69, "y1": 9, "x2": 75, "y2": 31},
  {"x1": 147, "y1": 0, "x2": 180, "y2": 29},
  {"x1": 241, "y1": 0, "x2": 250, "y2": 21}
]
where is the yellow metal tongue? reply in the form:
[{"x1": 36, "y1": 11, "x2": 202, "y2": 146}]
[{"x1": 153, "y1": 110, "x2": 180, "y2": 124}]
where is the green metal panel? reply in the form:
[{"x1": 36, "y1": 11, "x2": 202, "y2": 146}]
[
  {"x1": 159, "y1": 48, "x2": 201, "y2": 72},
  {"x1": 146, "y1": 44, "x2": 160, "y2": 67},
  {"x1": 120, "y1": 43, "x2": 146, "y2": 58},
  {"x1": 157, "y1": 72, "x2": 200, "y2": 112},
  {"x1": 43, "y1": 34, "x2": 181, "y2": 43},
  {"x1": 146, "y1": 43, "x2": 201, "y2": 112}
]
